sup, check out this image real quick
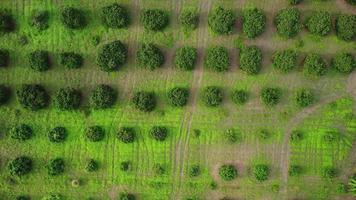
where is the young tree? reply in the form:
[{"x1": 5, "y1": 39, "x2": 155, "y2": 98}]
[
  {"x1": 274, "y1": 8, "x2": 301, "y2": 38},
  {"x1": 48, "y1": 127, "x2": 67, "y2": 143},
  {"x1": 132, "y1": 91, "x2": 156, "y2": 112},
  {"x1": 272, "y1": 50, "x2": 298, "y2": 73},
  {"x1": 288, "y1": 0, "x2": 303, "y2": 4},
  {"x1": 101, "y1": 3, "x2": 130, "y2": 29},
  {"x1": 150, "y1": 126, "x2": 168, "y2": 141},
  {"x1": 242, "y1": 8, "x2": 266, "y2": 39},
  {"x1": 47, "y1": 158, "x2": 65, "y2": 176},
  {"x1": 136, "y1": 43, "x2": 164, "y2": 70},
  {"x1": 322, "y1": 166, "x2": 337, "y2": 179},
  {"x1": 332, "y1": 52, "x2": 355, "y2": 74},
  {"x1": 117, "y1": 127, "x2": 135, "y2": 143},
  {"x1": 59, "y1": 52, "x2": 83, "y2": 69},
  {"x1": 253, "y1": 164, "x2": 269, "y2": 181},
  {"x1": 305, "y1": 11, "x2": 332, "y2": 36},
  {"x1": 85, "y1": 159, "x2": 99, "y2": 172},
  {"x1": 0, "y1": 49, "x2": 9, "y2": 67},
  {"x1": 85, "y1": 126, "x2": 105, "y2": 142},
  {"x1": 260, "y1": 87, "x2": 282, "y2": 106},
  {"x1": 289, "y1": 165, "x2": 303, "y2": 176},
  {"x1": 0, "y1": 10, "x2": 15, "y2": 33},
  {"x1": 179, "y1": 10, "x2": 199, "y2": 30},
  {"x1": 17, "y1": 84, "x2": 49, "y2": 110},
  {"x1": 54, "y1": 87, "x2": 81, "y2": 110},
  {"x1": 60, "y1": 7, "x2": 86, "y2": 29},
  {"x1": 97, "y1": 40, "x2": 128, "y2": 72},
  {"x1": 204, "y1": 46, "x2": 229, "y2": 72},
  {"x1": 29, "y1": 10, "x2": 49, "y2": 31},
  {"x1": 8, "y1": 156, "x2": 33, "y2": 176},
  {"x1": 290, "y1": 130, "x2": 304, "y2": 142},
  {"x1": 202, "y1": 86, "x2": 223, "y2": 107},
  {"x1": 140, "y1": 9, "x2": 169, "y2": 31},
  {"x1": 11, "y1": 123, "x2": 33, "y2": 141},
  {"x1": 335, "y1": 14, "x2": 356, "y2": 41},
  {"x1": 208, "y1": 6, "x2": 235, "y2": 35},
  {"x1": 167, "y1": 87, "x2": 189, "y2": 107},
  {"x1": 231, "y1": 89, "x2": 249, "y2": 105},
  {"x1": 28, "y1": 50, "x2": 51, "y2": 71},
  {"x1": 239, "y1": 46, "x2": 262, "y2": 75},
  {"x1": 303, "y1": 53, "x2": 327, "y2": 76},
  {"x1": 294, "y1": 88, "x2": 314, "y2": 107},
  {"x1": 188, "y1": 164, "x2": 201, "y2": 177},
  {"x1": 174, "y1": 46, "x2": 197, "y2": 70},
  {"x1": 219, "y1": 165, "x2": 237, "y2": 181},
  {"x1": 89, "y1": 84, "x2": 116, "y2": 109}
]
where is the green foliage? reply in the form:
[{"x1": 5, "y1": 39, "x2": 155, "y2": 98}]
[
  {"x1": 117, "y1": 127, "x2": 135, "y2": 143},
  {"x1": 16, "y1": 195, "x2": 31, "y2": 200},
  {"x1": 47, "y1": 158, "x2": 65, "y2": 176},
  {"x1": 260, "y1": 87, "x2": 282, "y2": 106},
  {"x1": 89, "y1": 84, "x2": 116, "y2": 109},
  {"x1": 29, "y1": 10, "x2": 49, "y2": 30},
  {"x1": 42, "y1": 194, "x2": 63, "y2": 200},
  {"x1": 323, "y1": 131, "x2": 340, "y2": 142},
  {"x1": 332, "y1": 52, "x2": 355, "y2": 74},
  {"x1": 86, "y1": 159, "x2": 99, "y2": 172},
  {"x1": 140, "y1": 9, "x2": 169, "y2": 31},
  {"x1": 0, "y1": 10, "x2": 15, "y2": 33},
  {"x1": 28, "y1": 50, "x2": 50, "y2": 71},
  {"x1": 224, "y1": 129, "x2": 240, "y2": 144},
  {"x1": 303, "y1": 53, "x2": 327, "y2": 76},
  {"x1": 0, "y1": 49, "x2": 9, "y2": 67},
  {"x1": 179, "y1": 10, "x2": 199, "y2": 30},
  {"x1": 8, "y1": 156, "x2": 32, "y2": 176},
  {"x1": 274, "y1": 8, "x2": 301, "y2": 38},
  {"x1": 346, "y1": 0, "x2": 356, "y2": 6},
  {"x1": 17, "y1": 84, "x2": 49, "y2": 110},
  {"x1": 59, "y1": 52, "x2": 83, "y2": 69},
  {"x1": 242, "y1": 8, "x2": 266, "y2": 39},
  {"x1": 294, "y1": 88, "x2": 314, "y2": 107},
  {"x1": 0, "y1": 85, "x2": 10, "y2": 105},
  {"x1": 272, "y1": 50, "x2": 298, "y2": 73},
  {"x1": 290, "y1": 130, "x2": 304, "y2": 142},
  {"x1": 336, "y1": 182, "x2": 347, "y2": 194},
  {"x1": 85, "y1": 126, "x2": 105, "y2": 142},
  {"x1": 305, "y1": 11, "x2": 332, "y2": 36},
  {"x1": 188, "y1": 164, "x2": 200, "y2": 177},
  {"x1": 335, "y1": 14, "x2": 356, "y2": 41},
  {"x1": 239, "y1": 46, "x2": 262, "y2": 75},
  {"x1": 54, "y1": 87, "x2": 81, "y2": 110},
  {"x1": 219, "y1": 165, "x2": 237, "y2": 181},
  {"x1": 60, "y1": 7, "x2": 86, "y2": 29},
  {"x1": 48, "y1": 127, "x2": 67, "y2": 143},
  {"x1": 288, "y1": 0, "x2": 303, "y2": 4},
  {"x1": 349, "y1": 175, "x2": 356, "y2": 194},
  {"x1": 119, "y1": 193, "x2": 136, "y2": 200},
  {"x1": 322, "y1": 166, "x2": 337, "y2": 179},
  {"x1": 153, "y1": 163, "x2": 165, "y2": 175},
  {"x1": 10, "y1": 124, "x2": 33, "y2": 141},
  {"x1": 137, "y1": 43, "x2": 164, "y2": 70},
  {"x1": 258, "y1": 129, "x2": 270, "y2": 140},
  {"x1": 204, "y1": 46, "x2": 229, "y2": 72},
  {"x1": 120, "y1": 161, "x2": 132, "y2": 172},
  {"x1": 289, "y1": 165, "x2": 302, "y2": 176},
  {"x1": 132, "y1": 91, "x2": 156, "y2": 112},
  {"x1": 208, "y1": 6, "x2": 235, "y2": 35},
  {"x1": 97, "y1": 40, "x2": 128, "y2": 72},
  {"x1": 167, "y1": 87, "x2": 189, "y2": 107},
  {"x1": 231, "y1": 89, "x2": 248, "y2": 105},
  {"x1": 101, "y1": 3, "x2": 130, "y2": 29},
  {"x1": 202, "y1": 86, "x2": 223, "y2": 107},
  {"x1": 174, "y1": 46, "x2": 197, "y2": 70},
  {"x1": 253, "y1": 164, "x2": 269, "y2": 181},
  {"x1": 150, "y1": 126, "x2": 168, "y2": 141}
]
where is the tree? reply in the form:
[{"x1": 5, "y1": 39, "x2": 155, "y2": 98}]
[
  {"x1": 167, "y1": 87, "x2": 189, "y2": 107},
  {"x1": 305, "y1": 11, "x2": 332, "y2": 36},
  {"x1": 208, "y1": 6, "x2": 235, "y2": 35},
  {"x1": 332, "y1": 52, "x2": 355, "y2": 74},
  {"x1": 120, "y1": 161, "x2": 132, "y2": 172},
  {"x1": 150, "y1": 126, "x2": 168, "y2": 141},
  {"x1": 48, "y1": 127, "x2": 67, "y2": 143},
  {"x1": 274, "y1": 8, "x2": 301, "y2": 38},
  {"x1": 85, "y1": 159, "x2": 99, "y2": 172},
  {"x1": 231, "y1": 89, "x2": 248, "y2": 105},
  {"x1": 204, "y1": 46, "x2": 229, "y2": 72},
  {"x1": 101, "y1": 3, "x2": 130, "y2": 29},
  {"x1": 0, "y1": 10, "x2": 15, "y2": 33},
  {"x1": 0, "y1": 85, "x2": 10, "y2": 105},
  {"x1": 219, "y1": 165, "x2": 237, "y2": 181},
  {"x1": 137, "y1": 43, "x2": 164, "y2": 70},
  {"x1": 272, "y1": 50, "x2": 298, "y2": 73},
  {"x1": 60, "y1": 7, "x2": 86, "y2": 29},
  {"x1": 16, "y1": 195, "x2": 31, "y2": 200},
  {"x1": 260, "y1": 87, "x2": 282, "y2": 106},
  {"x1": 97, "y1": 40, "x2": 128, "y2": 71},
  {"x1": 117, "y1": 127, "x2": 135, "y2": 143},
  {"x1": 290, "y1": 130, "x2": 304, "y2": 142},
  {"x1": 59, "y1": 52, "x2": 83, "y2": 69},
  {"x1": 174, "y1": 46, "x2": 197, "y2": 70},
  {"x1": 294, "y1": 88, "x2": 314, "y2": 107},
  {"x1": 179, "y1": 10, "x2": 199, "y2": 30},
  {"x1": 132, "y1": 91, "x2": 156, "y2": 112},
  {"x1": 8, "y1": 156, "x2": 32, "y2": 176},
  {"x1": 188, "y1": 164, "x2": 201, "y2": 177},
  {"x1": 47, "y1": 158, "x2": 65, "y2": 176},
  {"x1": 224, "y1": 129, "x2": 241, "y2": 144},
  {"x1": 346, "y1": 0, "x2": 356, "y2": 6},
  {"x1": 303, "y1": 53, "x2": 327, "y2": 76},
  {"x1": 10, "y1": 124, "x2": 33, "y2": 141},
  {"x1": 85, "y1": 126, "x2": 105, "y2": 142},
  {"x1": 0, "y1": 49, "x2": 9, "y2": 67},
  {"x1": 54, "y1": 87, "x2": 81, "y2": 110},
  {"x1": 242, "y1": 8, "x2": 266, "y2": 39},
  {"x1": 140, "y1": 9, "x2": 169, "y2": 31},
  {"x1": 28, "y1": 50, "x2": 51, "y2": 71},
  {"x1": 258, "y1": 129, "x2": 270, "y2": 140},
  {"x1": 253, "y1": 164, "x2": 269, "y2": 181},
  {"x1": 335, "y1": 14, "x2": 356, "y2": 41},
  {"x1": 322, "y1": 166, "x2": 337, "y2": 179},
  {"x1": 239, "y1": 46, "x2": 262, "y2": 75},
  {"x1": 29, "y1": 10, "x2": 49, "y2": 31},
  {"x1": 17, "y1": 84, "x2": 49, "y2": 110},
  {"x1": 202, "y1": 86, "x2": 223, "y2": 107},
  {"x1": 119, "y1": 193, "x2": 136, "y2": 200},
  {"x1": 289, "y1": 165, "x2": 303, "y2": 176},
  {"x1": 288, "y1": 0, "x2": 303, "y2": 4},
  {"x1": 89, "y1": 84, "x2": 116, "y2": 109}
]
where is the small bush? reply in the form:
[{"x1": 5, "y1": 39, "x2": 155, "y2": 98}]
[
  {"x1": 120, "y1": 161, "x2": 132, "y2": 172},
  {"x1": 174, "y1": 46, "x2": 197, "y2": 70},
  {"x1": 332, "y1": 52, "x2": 355, "y2": 74},
  {"x1": 132, "y1": 91, "x2": 156, "y2": 112},
  {"x1": 239, "y1": 46, "x2": 262, "y2": 75},
  {"x1": 17, "y1": 84, "x2": 49, "y2": 111},
  {"x1": 336, "y1": 182, "x2": 347, "y2": 194},
  {"x1": 274, "y1": 8, "x2": 301, "y2": 38},
  {"x1": 153, "y1": 163, "x2": 165, "y2": 175},
  {"x1": 137, "y1": 43, "x2": 164, "y2": 70},
  {"x1": 167, "y1": 87, "x2": 189, "y2": 107},
  {"x1": 322, "y1": 166, "x2": 337, "y2": 179},
  {"x1": 202, "y1": 86, "x2": 223, "y2": 107},
  {"x1": 86, "y1": 159, "x2": 99, "y2": 172},
  {"x1": 260, "y1": 87, "x2": 282, "y2": 106},
  {"x1": 335, "y1": 14, "x2": 356, "y2": 41},
  {"x1": 90, "y1": 84, "x2": 116, "y2": 109},
  {"x1": 188, "y1": 164, "x2": 200, "y2": 177},
  {"x1": 323, "y1": 131, "x2": 340, "y2": 142},
  {"x1": 294, "y1": 88, "x2": 314, "y2": 107},
  {"x1": 288, "y1": 0, "x2": 303, "y2": 4},
  {"x1": 29, "y1": 10, "x2": 49, "y2": 30},
  {"x1": 150, "y1": 126, "x2": 168, "y2": 141},
  {"x1": 60, "y1": 7, "x2": 86, "y2": 29},
  {"x1": 231, "y1": 89, "x2": 248, "y2": 105},
  {"x1": 219, "y1": 165, "x2": 237, "y2": 181},
  {"x1": 101, "y1": 3, "x2": 130, "y2": 29},
  {"x1": 289, "y1": 165, "x2": 302, "y2": 176},
  {"x1": 303, "y1": 53, "x2": 327, "y2": 76},
  {"x1": 224, "y1": 129, "x2": 240, "y2": 144},
  {"x1": 272, "y1": 50, "x2": 298, "y2": 73},
  {"x1": 119, "y1": 193, "x2": 136, "y2": 200},
  {"x1": 47, "y1": 158, "x2": 65, "y2": 176},
  {"x1": 42, "y1": 194, "x2": 63, "y2": 200},
  {"x1": 0, "y1": 49, "x2": 9, "y2": 67},
  {"x1": 97, "y1": 40, "x2": 128, "y2": 71},
  {"x1": 140, "y1": 9, "x2": 169, "y2": 31},
  {"x1": 117, "y1": 127, "x2": 135, "y2": 143},
  {"x1": 28, "y1": 50, "x2": 51, "y2": 71},
  {"x1": 8, "y1": 156, "x2": 32, "y2": 176},
  {"x1": 0, "y1": 10, "x2": 15, "y2": 33},
  {"x1": 180, "y1": 10, "x2": 199, "y2": 30},
  {"x1": 59, "y1": 52, "x2": 83, "y2": 69},
  {"x1": 204, "y1": 46, "x2": 229, "y2": 72},
  {"x1": 48, "y1": 127, "x2": 67, "y2": 143},
  {"x1": 258, "y1": 129, "x2": 270, "y2": 140},
  {"x1": 349, "y1": 175, "x2": 356, "y2": 194},
  {"x1": 305, "y1": 11, "x2": 332, "y2": 36},
  {"x1": 54, "y1": 87, "x2": 81, "y2": 110},
  {"x1": 242, "y1": 8, "x2": 266, "y2": 39},
  {"x1": 16, "y1": 195, "x2": 31, "y2": 200},
  {"x1": 253, "y1": 164, "x2": 269, "y2": 181},
  {"x1": 10, "y1": 124, "x2": 33, "y2": 141},
  {"x1": 0, "y1": 85, "x2": 10, "y2": 105},
  {"x1": 208, "y1": 6, "x2": 235, "y2": 35},
  {"x1": 290, "y1": 130, "x2": 304, "y2": 142},
  {"x1": 86, "y1": 126, "x2": 105, "y2": 142}
]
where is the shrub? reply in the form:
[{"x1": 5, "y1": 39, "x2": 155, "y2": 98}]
[
  {"x1": 60, "y1": 7, "x2": 86, "y2": 29},
  {"x1": 17, "y1": 84, "x2": 49, "y2": 110},
  {"x1": 137, "y1": 43, "x2": 164, "y2": 70},
  {"x1": 242, "y1": 8, "x2": 266, "y2": 39},
  {"x1": 174, "y1": 46, "x2": 197, "y2": 70},
  {"x1": 0, "y1": 49, "x2": 9, "y2": 67},
  {"x1": 97, "y1": 40, "x2": 128, "y2": 72},
  {"x1": 10, "y1": 124, "x2": 33, "y2": 141},
  {"x1": 167, "y1": 87, "x2": 189, "y2": 107},
  {"x1": 132, "y1": 91, "x2": 156, "y2": 112},
  {"x1": 346, "y1": 0, "x2": 356, "y2": 5},
  {"x1": 117, "y1": 127, "x2": 135, "y2": 143},
  {"x1": 59, "y1": 52, "x2": 83, "y2": 69},
  {"x1": 260, "y1": 87, "x2": 282, "y2": 106},
  {"x1": 86, "y1": 126, "x2": 105, "y2": 142},
  {"x1": 219, "y1": 165, "x2": 237, "y2": 181},
  {"x1": 239, "y1": 46, "x2": 262, "y2": 75},
  {"x1": 258, "y1": 129, "x2": 270, "y2": 140},
  {"x1": 336, "y1": 182, "x2": 347, "y2": 194},
  {"x1": 179, "y1": 10, "x2": 199, "y2": 30},
  {"x1": 294, "y1": 88, "x2": 314, "y2": 107},
  {"x1": 208, "y1": 6, "x2": 235, "y2": 35},
  {"x1": 305, "y1": 11, "x2": 332, "y2": 36},
  {"x1": 150, "y1": 126, "x2": 168, "y2": 141},
  {"x1": 86, "y1": 159, "x2": 99, "y2": 172},
  {"x1": 289, "y1": 165, "x2": 302, "y2": 176},
  {"x1": 54, "y1": 87, "x2": 81, "y2": 110},
  {"x1": 29, "y1": 10, "x2": 49, "y2": 30},
  {"x1": 48, "y1": 127, "x2": 67, "y2": 143},
  {"x1": 202, "y1": 86, "x2": 223, "y2": 107},
  {"x1": 303, "y1": 53, "x2": 327, "y2": 76},
  {"x1": 101, "y1": 3, "x2": 130, "y2": 29},
  {"x1": 322, "y1": 166, "x2": 337, "y2": 179},
  {"x1": 8, "y1": 156, "x2": 32, "y2": 176},
  {"x1": 188, "y1": 164, "x2": 200, "y2": 177},
  {"x1": 153, "y1": 163, "x2": 165, "y2": 175},
  {"x1": 332, "y1": 52, "x2": 355, "y2": 74},
  {"x1": 288, "y1": 0, "x2": 303, "y2": 4},
  {"x1": 140, "y1": 9, "x2": 169, "y2": 31},
  {"x1": 47, "y1": 158, "x2": 65, "y2": 176},
  {"x1": 290, "y1": 130, "x2": 304, "y2": 142},
  {"x1": 272, "y1": 50, "x2": 298, "y2": 73},
  {"x1": 231, "y1": 89, "x2": 248, "y2": 105},
  {"x1": 90, "y1": 84, "x2": 116, "y2": 109},
  {"x1": 28, "y1": 50, "x2": 51, "y2": 71},
  {"x1": 42, "y1": 194, "x2": 63, "y2": 200},
  {"x1": 224, "y1": 129, "x2": 240, "y2": 143},
  {"x1": 335, "y1": 14, "x2": 356, "y2": 41},
  {"x1": 204, "y1": 46, "x2": 229, "y2": 72},
  {"x1": 119, "y1": 193, "x2": 136, "y2": 200},
  {"x1": 274, "y1": 8, "x2": 301, "y2": 38},
  {"x1": 323, "y1": 131, "x2": 340, "y2": 142},
  {"x1": 0, "y1": 10, "x2": 15, "y2": 33},
  {"x1": 253, "y1": 164, "x2": 269, "y2": 181},
  {"x1": 0, "y1": 85, "x2": 10, "y2": 105},
  {"x1": 120, "y1": 161, "x2": 132, "y2": 172},
  {"x1": 349, "y1": 175, "x2": 356, "y2": 194},
  {"x1": 16, "y1": 196, "x2": 30, "y2": 200}
]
